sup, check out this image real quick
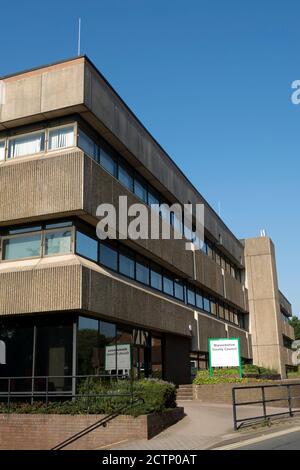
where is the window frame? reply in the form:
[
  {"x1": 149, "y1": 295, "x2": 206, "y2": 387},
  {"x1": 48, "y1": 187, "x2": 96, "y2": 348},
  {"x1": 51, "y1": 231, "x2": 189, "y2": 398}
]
[
  {"x1": 0, "y1": 223, "x2": 75, "y2": 262},
  {"x1": 7, "y1": 129, "x2": 46, "y2": 160},
  {"x1": 43, "y1": 226, "x2": 75, "y2": 258},
  {"x1": 46, "y1": 123, "x2": 77, "y2": 153},
  {"x1": 1, "y1": 230, "x2": 43, "y2": 261}
]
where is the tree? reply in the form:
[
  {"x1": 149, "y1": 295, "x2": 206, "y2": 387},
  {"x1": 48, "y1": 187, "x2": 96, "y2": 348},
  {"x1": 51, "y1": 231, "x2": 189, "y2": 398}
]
[{"x1": 289, "y1": 316, "x2": 300, "y2": 341}]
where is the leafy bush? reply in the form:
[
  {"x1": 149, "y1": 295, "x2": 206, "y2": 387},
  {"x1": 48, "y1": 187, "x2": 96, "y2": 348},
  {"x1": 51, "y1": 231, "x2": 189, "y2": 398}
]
[
  {"x1": 193, "y1": 369, "x2": 246, "y2": 385},
  {"x1": 193, "y1": 364, "x2": 278, "y2": 385},
  {"x1": 0, "y1": 378, "x2": 177, "y2": 416}
]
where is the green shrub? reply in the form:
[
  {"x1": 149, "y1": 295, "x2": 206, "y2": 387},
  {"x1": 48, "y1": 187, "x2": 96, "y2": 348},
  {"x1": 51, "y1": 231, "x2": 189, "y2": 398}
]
[
  {"x1": 0, "y1": 378, "x2": 177, "y2": 417},
  {"x1": 192, "y1": 364, "x2": 278, "y2": 385},
  {"x1": 193, "y1": 369, "x2": 246, "y2": 385}
]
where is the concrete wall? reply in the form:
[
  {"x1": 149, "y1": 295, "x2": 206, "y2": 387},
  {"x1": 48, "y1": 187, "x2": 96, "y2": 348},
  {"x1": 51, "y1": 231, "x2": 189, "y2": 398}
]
[
  {"x1": 244, "y1": 237, "x2": 294, "y2": 377},
  {"x1": 0, "y1": 150, "x2": 84, "y2": 225}
]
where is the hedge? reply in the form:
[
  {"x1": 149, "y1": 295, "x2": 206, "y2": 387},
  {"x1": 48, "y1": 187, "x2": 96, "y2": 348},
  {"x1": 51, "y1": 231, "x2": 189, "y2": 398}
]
[{"x1": 0, "y1": 378, "x2": 177, "y2": 416}]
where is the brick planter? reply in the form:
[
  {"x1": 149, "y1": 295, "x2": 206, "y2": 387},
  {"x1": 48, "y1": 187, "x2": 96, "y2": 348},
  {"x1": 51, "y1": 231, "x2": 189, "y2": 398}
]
[{"x1": 0, "y1": 407, "x2": 184, "y2": 450}]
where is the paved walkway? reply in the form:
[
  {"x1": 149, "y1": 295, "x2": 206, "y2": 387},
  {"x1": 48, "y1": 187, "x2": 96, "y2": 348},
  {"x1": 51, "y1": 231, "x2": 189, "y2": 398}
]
[{"x1": 109, "y1": 401, "x2": 282, "y2": 450}]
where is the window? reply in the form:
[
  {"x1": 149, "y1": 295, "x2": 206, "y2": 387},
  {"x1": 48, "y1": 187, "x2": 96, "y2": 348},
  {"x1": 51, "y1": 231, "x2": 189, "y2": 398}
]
[
  {"x1": 118, "y1": 164, "x2": 133, "y2": 191},
  {"x1": 150, "y1": 264, "x2": 162, "y2": 291},
  {"x1": 45, "y1": 221, "x2": 72, "y2": 230},
  {"x1": 219, "y1": 304, "x2": 225, "y2": 319},
  {"x1": 174, "y1": 280, "x2": 184, "y2": 301},
  {"x1": 0, "y1": 141, "x2": 5, "y2": 161},
  {"x1": 77, "y1": 316, "x2": 100, "y2": 375},
  {"x1": 136, "y1": 256, "x2": 150, "y2": 285},
  {"x1": 119, "y1": 249, "x2": 135, "y2": 279},
  {"x1": 0, "y1": 319, "x2": 34, "y2": 382},
  {"x1": 76, "y1": 231, "x2": 98, "y2": 261},
  {"x1": 210, "y1": 300, "x2": 217, "y2": 315},
  {"x1": 100, "y1": 148, "x2": 117, "y2": 177},
  {"x1": 35, "y1": 319, "x2": 73, "y2": 391},
  {"x1": 78, "y1": 130, "x2": 98, "y2": 160},
  {"x1": 196, "y1": 292, "x2": 203, "y2": 309},
  {"x1": 134, "y1": 178, "x2": 148, "y2": 203},
  {"x1": 8, "y1": 131, "x2": 45, "y2": 158},
  {"x1": 224, "y1": 306, "x2": 230, "y2": 321},
  {"x1": 44, "y1": 229, "x2": 72, "y2": 256},
  {"x1": 48, "y1": 126, "x2": 74, "y2": 150},
  {"x1": 148, "y1": 190, "x2": 160, "y2": 212},
  {"x1": 163, "y1": 273, "x2": 174, "y2": 296},
  {"x1": 203, "y1": 297, "x2": 211, "y2": 313},
  {"x1": 3, "y1": 233, "x2": 41, "y2": 260},
  {"x1": 187, "y1": 287, "x2": 196, "y2": 306},
  {"x1": 99, "y1": 242, "x2": 118, "y2": 271}
]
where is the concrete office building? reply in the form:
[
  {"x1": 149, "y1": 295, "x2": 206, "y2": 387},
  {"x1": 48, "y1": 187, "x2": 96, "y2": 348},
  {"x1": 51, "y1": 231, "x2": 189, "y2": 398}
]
[
  {"x1": 0, "y1": 57, "x2": 293, "y2": 386},
  {"x1": 244, "y1": 237, "x2": 295, "y2": 378}
]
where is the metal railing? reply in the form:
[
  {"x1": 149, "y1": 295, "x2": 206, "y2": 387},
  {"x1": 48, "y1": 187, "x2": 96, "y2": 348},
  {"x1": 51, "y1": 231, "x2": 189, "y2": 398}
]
[
  {"x1": 232, "y1": 382, "x2": 300, "y2": 430},
  {"x1": 0, "y1": 374, "x2": 137, "y2": 413},
  {"x1": 51, "y1": 396, "x2": 144, "y2": 451}
]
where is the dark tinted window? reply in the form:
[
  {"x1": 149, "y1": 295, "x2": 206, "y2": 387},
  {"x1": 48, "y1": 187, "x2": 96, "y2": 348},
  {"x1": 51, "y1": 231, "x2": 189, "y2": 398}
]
[
  {"x1": 187, "y1": 287, "x2": 195, "y2": 306},
  {"x1": 76, "y1": 231, "x2": 98, "y2": 261},
  {"x1": 99, "y1": 242, "x2": 118, "y2": 270},
  {"x1": 119, "y1": 250, "x2": 135, "y2": 279},
  {"x1": 150, "y1": 265, "x2": 162, "y2": 291},
  {"x1": 136, "y1": 257, "x2": 150, "y2": 284}
]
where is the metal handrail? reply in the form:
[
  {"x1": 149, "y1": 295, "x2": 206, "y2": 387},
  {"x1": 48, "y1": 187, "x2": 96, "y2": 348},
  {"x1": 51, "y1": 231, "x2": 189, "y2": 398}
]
[
  {"x1": 51, "y1": 396, "x2": 145, "y2": 451},
  {"x1": 232, "y1": 382, "x2": 300, "y2": 430}
]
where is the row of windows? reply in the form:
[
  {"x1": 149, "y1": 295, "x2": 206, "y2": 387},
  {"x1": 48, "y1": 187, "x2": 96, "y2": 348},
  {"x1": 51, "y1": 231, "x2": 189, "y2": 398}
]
[
  {"x1": 75, "y1": 227, "x2": 245, "y2": 329},
  {"x1": 77, "y1": 128, "x2": 243, "y2": 283},
  {"x1": 0, "y1": 221, "x2": 246, "y2": 329},
  {"x1": 0, "y1": 122, "x2": 243, "y2": 282},
  {"x1": 0, "y1": 125, "x2": 75, "y2": 160}
]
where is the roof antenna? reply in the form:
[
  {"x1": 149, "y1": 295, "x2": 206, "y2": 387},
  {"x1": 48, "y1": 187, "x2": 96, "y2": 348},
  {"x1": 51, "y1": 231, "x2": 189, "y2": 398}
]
[
  {"x1": 218, "y1": 201, "x2": 221, "y2": 217},
  {"x1": 77, "y1": 17, "x2": 82, "y2": 56}
]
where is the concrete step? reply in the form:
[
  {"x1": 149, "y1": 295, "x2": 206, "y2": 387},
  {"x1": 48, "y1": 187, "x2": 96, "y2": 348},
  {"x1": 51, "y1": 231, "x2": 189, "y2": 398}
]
[{"x1": 177, "y1": 384, "x2": 194, "y2": 400}]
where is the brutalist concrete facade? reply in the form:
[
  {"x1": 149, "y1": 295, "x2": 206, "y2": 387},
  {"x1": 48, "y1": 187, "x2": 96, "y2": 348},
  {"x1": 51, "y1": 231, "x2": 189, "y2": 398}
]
[
  {"x1": 244, "y1": 237, "x2": 294, "y2": 378},
  {"x1": 0, "y1": 57, "x2": 293, "y2": 382}
]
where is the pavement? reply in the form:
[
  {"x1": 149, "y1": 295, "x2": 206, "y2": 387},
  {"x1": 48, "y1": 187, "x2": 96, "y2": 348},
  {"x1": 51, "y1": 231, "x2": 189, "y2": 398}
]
[{"x1": 109, "y1": 401, "x2": 294, "y2": 450}]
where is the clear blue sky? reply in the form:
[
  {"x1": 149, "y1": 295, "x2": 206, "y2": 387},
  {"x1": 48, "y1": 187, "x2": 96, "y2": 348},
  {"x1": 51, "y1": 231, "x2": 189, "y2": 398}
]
[{"x1": 1, "y1": 1, "x2": 299, "y2": 314}]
